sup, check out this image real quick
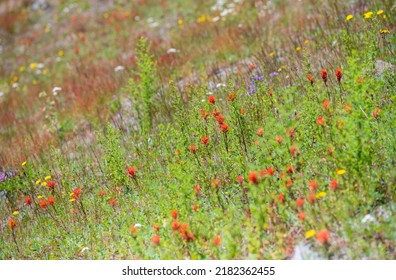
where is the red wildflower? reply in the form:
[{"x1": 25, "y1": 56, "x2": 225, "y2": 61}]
[
  {"x1": 256, "y1": 128, "x2": 264, "y2": 137},
  {"x1": 266, "y1": 167, "x2": 276, "y2": 176},
  {"x1": 189, "y1": 145, "x2": 197, "y2": 153},
  {"x1": 201, "y1": 136, "x2": 209, "y2": 145},
  {"x1": 192, "y1": 205, "x2": 198, "y2": 212},
  {"x1": 193, "y1": 185, "x2": 201, "y2": 197},
  {"x1": 357, "y1": 77, "x2": 364, "y2": 83},
  {"x1": 316, "y1": 229, "x2": 331, "y2": 244},
  {"x1": 276, "y1": 135, "x2": 283, "y2": 144},
  {"x1": 335, "y1": 68, "x2": 342, "y2": 83},
  {"x1": 372, "y1": 108, "x2": 381, "y2": 119},
  {"x1": 316, "y1": 116, "x2": 325, "y2": 126},
  {"x1": 220, "y1": 123, "x2": 229, "y2": 132},
  {"x1": 151, "y1": 235, "x2": 160, "y2": 245},
  {"x1": 290, "y1": 146, "x2": 298, "y2": 157},
  {"x1": 249, "y1": 63, "x2": 255, "y2": 70},
  {"x1": 213, "y1": 179, "x2": 220, "y2": 188},
  {"x1": 278, "y1": 193, "x2": 284, "y2": 203},
  {"x1": 329, "y1": 179, "x2": 338, "y2": 191},
  {"x1": 200, "y1": 109, "x2": 209, "y2": 120},
  {"x1": 287, "y1": 128, "x2": 296, "y2": 140},
  {"x1": 285, "y1": 178, "x2": 293, "y2": 187},
  {"x1": 25, "y1": 196, "x2": 32, "y2": 205},
  {"x1": 47, "y1": 196, "x2": 55, "y2": 206},
  {"x1": 248, "y1": 171, "x2": 259, "y2": 185},
  {"x1": 237, "y1": 176, "x2": 243, "y2": 184},
  {"x1": 212, "y1": 109, "x2": 221, "y2": 117},
  {"x1": 47, "y1": 180, "x2": 56, "y2": 190},
  {"x1": 109, "y1": 198, "x2": 117, "y2": 206},
  {"x1": 208, "y1": 95, "x2": 215, "y2": 104},
  {"x1": 213, "y1": 236, "x2": 221, "y2": 246},
  {"x1": 153, "y1": 224, "x2": 160, "y2": 231},
  {"x1": 322, "y1": 99, "x2": 330, "y2": 110},
  {"x1": 39, "y1": 200, "x2": 47, "y2": 209},
  {"x1": 227, "y1": 93, "x2": 236, "y2": 101},
  {"x1": 98, "y1": 190, "x2": 106, "y2": 197},
  {"x1": 216, "y1": 114, "x2": 225, "y2": 124},
  {"x1": 298, "y1": 212, "x2": 306, "y2": 220},
  {"x1": 296, "y1": 198, "x2": 305, "y2": 207},
  {"x1": 240, "y1": 108, "x2": 245, "y2": 115},
  {"x1": 171, "y1": 220, "x2": 180, "y2": 230},
  {"x1": 308, "y1": 193, "x2": 316, "y2": 204},
  {"x1": 130, "y1": 225, "x2": 138, "y2": 234},
  {"x1": 127, "y1": 166, "x2": 136, "y2": 177},
  {"x1": 268, "y1": 91, "x2": 273, "y2": 97},
  {"x1": 321, "y1": 69, "x2": 327, "y2": 85},
  {"x1": 74, "y1": 47, "x2": 79, "y2": 55},
  {"x1": 307, "y1": 74, "x2": 314, "y2": 85},
  {"x1": 72, "y1": 188, "x2": 82, "y2": 200},
  {"x1": 171, "y1": 210, "x2": 178, "y2": 219},
  {"x1": 287, "y1": 165, "x2": 295, "y2": 174},
  {"x1": 8, "y1": 218, "x2": 16, "y2": 230},
  {"x1": 309, "y1": 180, "x2": 319, "y2": 191}
]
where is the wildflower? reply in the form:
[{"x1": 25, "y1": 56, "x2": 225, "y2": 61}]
[
  {"x1": 193, "y1": 185, "x2": 201, "y2": 197},
  {"x1": 227, "y1": 92, "x2": 237, "y2": 101},
  {"x1": 220, "y1": 123, "x2": 229, "y2": 132},
  {"x1": 380, "y1": 29, "x2": 390, "y2": 34},
  {"x1": 268, "y1": 91, "x2": 273, "y2": 97},
  {"x1": 308, "y1": 193, "x2": 316, "y2": 204},
  {"x1": 8, "y1": 218, "x2": 16, "y2": 230},
  {"x1": 213, "y1": 236, "x2": 221, "y2": 246},
  {"x1": 372, "y1": 108, "x2": 381, "y2": 119},
  {"x1": 364, "y1": 11, "x2": 373, "y2": 19},
  {"x1": 99, "y1": 190, "x2": 106, "y2": 196},
  {"x1": 208, "y1": 95, "x2": 215, "y2": 104},
  {"x1": 276, "y1": 135, "x2": 283, "y2": 144},
  {"x1": 321, "y1": 69, "x2": 327, "y2": 85},
  {"x1": 278, "y1": 193, "x2": 284, "y2": 203},
  {"x1": 248, "y1": 171, "x2": 259, "y2": 185},
  {"x1": 127, "y1": 166, "x2": 136, "y2": 177},
  {"x1": 109, "y1": 198, "x2": 117, "y2": 206},
  {"x1": 285, "y1": 178, "x2": 293, "y2": 187},
  {"x1": 296, "y1": 198, "x2": 305, "y2": 207},
  {"x1": 22, "y1": 161, "x2": 27, "y2": 166},
  {"x1": 39, "y1": 200, "x2": 47, "y2": 209},
  {"x1": 58, "y1": 50, "x2": 64, "y2": 57},
  {"x1": 18, "y1": 198, "x2": 28, "y2": 208},
  {"x1": 269, "y1": 52, "x2": 275, "y2": 57},
  {"x1": 237, "y1": 176, "x2": 244, "y2": 184},
  {"x1": 329, "y1": 180, "x2": 338, "y2": 191},
  {"x1": 37, "y1": 195, "x2": 43, "y2": 199},
  {"x1": 298, "y1": 212, "x2": 306, "y2": 220},
  {"x1": 309, "y1": 180, "x2": 319, "y2": 191},
  {"x1": 305, "y1": 230, "x2": 316, "y2": 238},
  {"x1": 316, "y1": 116, "x2": 325, "y2": 126},
  {"x1": 201, "y1": 136, "x2": 209, "y2": 145},
  {"x1": 13, "y1": 211, "x2": 19, "y2": 215},
  {"x1": 266, "y1": 167, "x2": 276, "y2": 176},
  {"x1": 377, "y1": 10, "x2": 384, "y2": 15},
  {"x1": 151, "y1": 235, "x2": 160, "y2": 245},
  {"x1": 72, "y1": 188, "x2": 82, "y2": 200},
  {"x1": 345, "y1": 14, "x2": 353, "y2": 21},
  {"x1": 316, "y1": 230, "x2": 330, "y2": 244},
  {"x1": 296, "y1": 47, "x2": 301, "y2": 51},
  {"x1": 335, "y1": 68, "x2": 342, "y2": 83},
  {"x1": 153, "y1": 224, "x2": 160, "y2": 231},
  {"x1": 47, "y1": 196, "x2": 55, "y2": 206},
  {"x1": 307, "y1": 74, "x2": 314, "y2": 85},
  {"x1": 256, "y1": 128, "x2": 264, "y2": 137},
  {"x1": 189, "y1": 145, "x2": 197, "y2": 153},
  {"x1": 47, "y1": 180, "x2": 56, "y2": 190},
  {"x1": 171, "y1": 220, "x2": 180, "y2": 230},
  {"x1": 336, "y1": 169, "x2": 346, "y2": 175},
  {"x1": 322, "y1": 99, "x2": 330, "y2": 110},
  {"x1": 130, "y1": 225, "x2": 138, "y2": 234},
  {"x1": 41, "y1": 182, "x2": 47, "y2": 187},
  {"x1": 44, "y1": 175, "x2": 51, "y2": 180},
  {"x1": 215, "y1": 114, "x2": 225, "y2": 124},
  {"x1": 357, "y1": 77, "x2": 364, "y2": 83},
  {"x1": 249, "y1": 63, "x2": 255, "y2": 70},
  {"x1": 171, "y1": 210, "x2": 178, "y2": 219},
  {"x1": 316, "y1": 192, "x2": 327, "y2": 198},
  {"x1": 192, "y1": 205, "x2": 198, "y2": 212},
  {"x1": 304, "y1": 40, "x2": 309, "y2": 45},
  {"x1": 290, "y1": 146, "x2": 298, "y2": 157}
]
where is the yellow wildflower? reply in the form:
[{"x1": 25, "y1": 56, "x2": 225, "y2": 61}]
[
  {"x1": 38, "y1": 195, "x2": 43, "y2": 199},
  {"x1": 178, "y1": 19, "x2": 183, "y2": 25},
  {"x1": 306, "y1": 230, "x2": 316, "y2": 238},
  {"x1": 296, "y1": 47, "x2": 301, "y2": 51},
  {"x1": 29, "y1": 63, "x2": 38, "y2": 69},
  {"x1": 269, "y1": 52, "x2": 275, "y2": 57},
  {"x1": 13, "y1": 211, "x2": 19, "y2": 215},
  {"x1": 58, "y1": 50, "x2": 64, "y2": 57},
  {"x1": 376, "y1": 10, "x2": 384, "y2": 15},
  {"x1": 44, "y1": 175, "x2": 52, "y2": 180},
  {"x1": 44, "y1": 26, "x2": 51, "y2": 33},
  {"x1": 70, "y1": 198, "x2": 76, "y2": 202},
  {"x1": 345, "y1": 14, "x2": 353, "y2": 21},
  {"x1": 336, "y1": 169, "x2": 346, "y2": 175},
  {"x1": 21, "y1": 161, "x2": 27, "y2": 166},
  {"x1": 316, "y1": 192, "x2": 327, "y2": 198},
  {"x1": 19, "y1": 66, "x2": 25, "y2": 72},
  {"x1": 35, "y1": 179, "x2": 41, "y2": 185},
  {"x1": 41, "y1": 182, "x2": 47, "y2": 187},
  {"x1": 364, "y1": 11, "x2": 373, "y2": 19},
  {"x1": 380, "y1": 29, "x2": 390, "y2": 34},
  {"x1": 103, "y1": 12, "x2": 109, "y2": 19},
  {"x1": 197, "y1": 15, "x2": 206, "y2": 23},
  {"x1": 304, "y1": 40, "x2": 309, "y2": 45}
]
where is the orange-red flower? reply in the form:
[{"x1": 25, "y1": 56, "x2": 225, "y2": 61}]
[
  {"x1": 285, "y1": 178, "x2": 293, "y2": 187},
  {"x1": 127, "y1": 166, "x2": 136, "y2": 177},
  {"x1": 8, "y1": 218, "x2": 16, "y2": 230},
  {"x1": 192, "y1": 205, "x2": 198, "y2": 212},
  {"x1": 307, "y1": 74, "x2": 314, "y2": 85},
  {"x1": 72, "y1": 188, "x2": 82, "y2": 200},
  {"x1": 39, "y1": 199, "x2": 47, "y2": 209},
  {"x1": 171, "y1": 220, "x2": 180, "y2": 230},
  {"x1": 213, "y1": 236, "x2": 221, "y2": 246},
  {"x1": 212, "y1": 179, "x2": 220, "y2": 188},
  {"x1": 25, "y1": 196, "x2": 32, "y2": 205},
  {"x1": 372, "y1": 108, "x2": 381, "y2": 119},
  {"x1": 329, "y1": 179, "x2": 338, "y2": 191},
  {"x1": 309, "y1": 180, "x2": 319, "y2": 192},
  {"x1": 278, "y1": 193, "x2": 284, "y2": 203},
  {"x1": 256, "y1": 128, "x2": 264, "y2": 137},
  {"x1": 296, "y1": 198, "x2": 305, "y2": 207},
  {"x1": 335, "y1": 68, "x2": 342, "y2": 83},
  {"x1": 321, "y1": 69, "x2": 327, "y2": 85},
  {"x1": 308, "y1": 193, "x2": 316, "y2": 204},
  {"x1": 153, "y1": 224, "x2": 160, "y2": 231},
  {"x1": 109, "y1": 198, "x2": 117, "y2": 206},
  {"x1": 193, "y1": 185, "x2": 201, "y2": 197},
  {"x1": 171, "y1": 210, "x2": 178, "y2": 219},
  {"x1": 98, "y1": 190, "x2": 106, "y2": 197},
  {"x1": 201, "y1": 136, "x2": 209, "y2": 145},
  {"x1": 151, "y1": 234, "x2": 160, "y2": 245},
  {"x1": 316, "y1": 229, "x2": 330, "y2": 244},
  {"x1": 248, "y1": 171, "x2": 259, "y2": 185},
  {"x1": 237, "y1": 176, "x2": 243, "y2": 184},
  {"x1": 290, "y1": 146, "x2": 298, "y2": 157},
  {"x1": 47, "y1": 196, "x2": 55, "y2": 206},
  {"x1": 216, "y1": 114, "x2": 225, "y2": 124},
  {"x1": 276, "y1": 135, "x2": 283, "y2": 144},
  {"x1": 220, "y1": 123, "x2": 229, "y2": 132},
  {"x1": 316, "y1": 116, "x2": 325, "y2": 126},
  {"x1": 266, "y1": 167, "x2": 276, "y2": 176},
  {"x1": 227, "y1": 93, "x2": 236, "y2": 102},
  {"x1": 208, "y1": 95, "x2": 215, "y2": 104},
  {"x1": 322, "y1": 99, "x2": 330, "y2": 110},
  {"x1": 130, "y1": 225, "x2": 138, "y2": 234},
  {"x1": 47, "y1": 181, "x2": 56, "y2": 190},
  {"x1": 189, "y1": 145, "x2": 197, "y2": 153},
  {"x1": 298, "y1": 212, "x2": 306, "y2": 220}
]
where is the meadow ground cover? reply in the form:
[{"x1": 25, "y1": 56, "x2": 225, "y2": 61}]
[{"x1": 0, "y1": 0, "x2": 395, "y2": 259}]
